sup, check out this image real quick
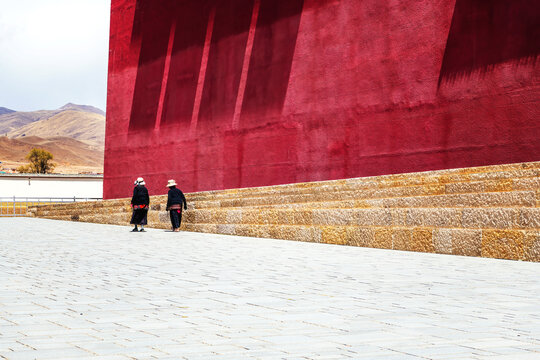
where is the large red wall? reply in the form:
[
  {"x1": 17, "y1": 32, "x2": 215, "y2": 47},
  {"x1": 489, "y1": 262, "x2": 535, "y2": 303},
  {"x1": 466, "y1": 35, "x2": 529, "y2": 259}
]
[{"x1": 104, "y1": 0, "x2": 540, "y2": 199}]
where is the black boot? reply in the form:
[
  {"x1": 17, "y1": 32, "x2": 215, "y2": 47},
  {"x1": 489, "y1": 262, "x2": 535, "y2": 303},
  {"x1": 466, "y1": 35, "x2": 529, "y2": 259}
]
[{"x1": 132, "y1": 227, "x2": 138, "y2": 232}]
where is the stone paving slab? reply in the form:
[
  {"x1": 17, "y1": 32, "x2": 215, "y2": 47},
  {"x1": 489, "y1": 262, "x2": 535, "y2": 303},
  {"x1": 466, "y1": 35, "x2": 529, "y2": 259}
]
[{"x1": 1, "y1": 218, "x2": 539, "y2": 360}]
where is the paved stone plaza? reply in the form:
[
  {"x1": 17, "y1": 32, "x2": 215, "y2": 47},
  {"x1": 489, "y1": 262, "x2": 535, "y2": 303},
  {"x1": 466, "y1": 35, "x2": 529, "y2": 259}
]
[{"x1": 1, "y1": 218, "x2": 539, "y2": 360}]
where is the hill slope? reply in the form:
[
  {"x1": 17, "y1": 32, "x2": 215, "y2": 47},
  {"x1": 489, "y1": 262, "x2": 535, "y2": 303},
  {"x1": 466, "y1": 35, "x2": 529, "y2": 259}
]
[
  {"x1": 8, "y1": 110, "x2": 105, "y2": 146},
  {"x1": 0, "y1": 103, "x2": 105, "y2": 173},
  {"x1": 0, "y1": 110, "x2": 61, "y2": 135},
  {"x1": 59, "y1": 103, "x2": 105, "y2": 116},
  {"x1": 0, "y1": 136, "x2": 103, "y2": 173},
  {"x1": 0, "y1": 107, "x2": 15, "y2": 115}
]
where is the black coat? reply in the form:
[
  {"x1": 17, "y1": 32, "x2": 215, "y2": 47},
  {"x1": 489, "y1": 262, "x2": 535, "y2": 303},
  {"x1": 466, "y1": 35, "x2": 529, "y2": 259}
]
[
  {"x1": 167, "y1": 187, "x2": 187, "y2": 210},
  {"x1": 131, "y1": 185, "x2": 149, "y2": 205}
]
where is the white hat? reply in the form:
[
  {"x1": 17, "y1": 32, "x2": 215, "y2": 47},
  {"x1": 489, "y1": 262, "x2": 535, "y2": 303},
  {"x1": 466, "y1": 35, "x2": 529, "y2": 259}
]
[
  {"x1": 166, "y1": 179, "x2": 177, "y2": 187},
  {"x1": 134, "y1": 177, "x2": 145, "y2": 186}
]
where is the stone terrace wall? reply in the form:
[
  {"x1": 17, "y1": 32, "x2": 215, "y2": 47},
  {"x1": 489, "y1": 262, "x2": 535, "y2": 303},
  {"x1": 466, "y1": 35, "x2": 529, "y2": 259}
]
[{"x1": 29, "y1": 162, "x2": 540, "y2": 262}]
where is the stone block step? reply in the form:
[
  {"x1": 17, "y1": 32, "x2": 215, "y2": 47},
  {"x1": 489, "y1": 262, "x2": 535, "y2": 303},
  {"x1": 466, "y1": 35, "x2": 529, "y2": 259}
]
[
  {"x1": 181, "y1": 207, "x2": 540, "y2": 230},
  {"x1": 32, "y1": 205, "x2": 540, "y2": 231},
  {"x1": 28, "y1": 161, "x2": 540, "y2": 262},
  {"x1": 30, "y1": 189, "x2": 539, "y2": 221},
  {"x1": 187, "y1": 168, "x2": 540, "y2": 204},
  {"x1": 28, "y1": 164, "x2": 538, "y2": 216},
  {"x1": 191, "y1": 179, "x2": 540, "y2": 209},
  {"x1": 181, "y1": 223, "x2": 539, "y2": 262},
  {"x1": 248, "y1": 190, "x2": 539, "y2": 210}
]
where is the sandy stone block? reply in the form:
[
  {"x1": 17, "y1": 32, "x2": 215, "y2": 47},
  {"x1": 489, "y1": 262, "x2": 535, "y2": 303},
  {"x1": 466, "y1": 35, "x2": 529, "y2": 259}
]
[
  {"x1": 407, "y1": 209, "x2": 461, "y2": 227},
  {"x1": 267, "y1": 225, "x2": 282, "y2": 240},
  {"x1": 451, "y1": 193, "x2": 480, "y2": 207},
  {"x1": 452, "y1": 229, "x2": 482, "y2": 257},
  {"x1": 462, "y1": 209, "x2": 517, "y2": 229},
  {"x1": 489, "y1": 191, "x2": 537, "y2": 207},
  {"x1": 146, "y1": 212, "x2": 160, "y2": 223},
  {"x1": 226, "y1": 209, "x2": 243, "y2": 224},
  {"x1": 518, "y1": 208, "x2": 540, "y2": 229},
  {"x1": 234, "y1": 225, "x2": 255, "y2": 238},
  {"x1": 252, "y1": 225, "x2": 272, "y2": 239},
  {"x1": 191, "y1": 223, "x2": 216, "y2": 233},
  {"x1": 220, "y1": 199, "x2": 240, "y2": 207},
  {"x1": 183, "y1": 211, "x2": 196, "y2": 223},
  {"x1": 391, "y1": 186, "x2": 422, "y2": 198},
  {"x1": 345, "y1": 227, "x2": 374, "y2": 247},
  {"x1": 281, "y1": 209, "x2": 300, "y2": 225},
  {"x1": 433, "y1": 229, "x2": 452, "y2": 254},
  {"x1": 523, "y1": 232, "x2": 540, "y2": 262},
  {"x1": 354, "y1": 209, "x2": 392, "y2": 226},
  {"x1": 293, "y1": 226, "x2": 321, "y2": 243},
  {"x1": 158, "y1": 211, "x2": 170, "y2": 223},
  {"x1": 410, "y1": 228, "x2": 435, "y2": 253},
  {"x1": 192, "y1": 210, "x2": 208, "y2": 223},
  {"x1": 182, "y1": 223, "x2": 197, "y2": 232},
  {"x1": 321, "y1": 226, "x2": 348, "y2": 245},
  {"x1": 271, "y1": 226, "x2": 295, "y2": 241},
  {"x1": 406, "y1": 209, "x2": 426, "y2": 227},
  {"x1": 391, "y1": 209, "x2": 407, "y2": 226},
  {"x1": 216, "y1": 224, "x2": 236, "y2": 235},
  {"x1": 312, "y1": 209, "x2": 355, "y2": 226},
  {"x1": 290, "y1": 226, "x2": 314, "y2": 242},
  {"x1": 373, "y1": 229, "x2": 392, "y2": 249},
  {"x1": 513, "y1": 177, "x2": 540, "y2": 191},
  {"x1": 352, "y1": 200, "x2": 371, "y2": 208},
  {"x1": 445, "y1": 173, "x2": 471, "y2": 184},
  {"x1": 212, "y1": 210, "x2": 228, "y2": 224},
  {"x1": 291, "y1": 210, "x2": 313, "y2": 225},
  {"x1": 240, "y1": 209, "x2": 258, "y2": 224},
  {"x1": 485, "y1": 179, "x2": 513, "y2": 192},
  {"x1": 481, "y1": 230, "x2": 524, "y2": 260},
  {"x1": 256, "y1": 209, "x2": 280, "y2": 225},
  {"x1": 392, "y1": 228, "x2": 412, "y2": 251},
  {"x1": 423, "y1": 184, "x2": 445, "y2": 196},
  {"x1": 469, "y1": 169, "x2": 512, "y2": 181}
]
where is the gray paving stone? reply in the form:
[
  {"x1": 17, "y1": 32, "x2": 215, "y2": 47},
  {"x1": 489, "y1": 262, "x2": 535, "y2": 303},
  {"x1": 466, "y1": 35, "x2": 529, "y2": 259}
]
[{"x1": 1, "y1": 218, "x2": 539, "y2": 359}]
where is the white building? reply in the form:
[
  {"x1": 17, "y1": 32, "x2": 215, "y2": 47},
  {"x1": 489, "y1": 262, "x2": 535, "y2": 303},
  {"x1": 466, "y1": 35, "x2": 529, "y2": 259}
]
[{"x1": 0, "y1": 174, "x2": 103, "y2": 199}]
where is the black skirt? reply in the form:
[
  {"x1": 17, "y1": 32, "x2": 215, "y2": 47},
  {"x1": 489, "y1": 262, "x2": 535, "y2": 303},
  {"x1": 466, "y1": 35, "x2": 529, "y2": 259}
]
[
  {"x1": 130, "y1": 208, "x2": 148, "y2": 225},
  {"x1": 169, "y1": 208, "x2": 183, "y2": 229}
]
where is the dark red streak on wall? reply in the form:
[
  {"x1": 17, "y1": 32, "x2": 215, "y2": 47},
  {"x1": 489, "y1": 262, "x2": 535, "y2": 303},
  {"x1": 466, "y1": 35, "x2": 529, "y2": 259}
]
[{"x1": 104, "y1": 0, "x2": 540, "y2": 199}]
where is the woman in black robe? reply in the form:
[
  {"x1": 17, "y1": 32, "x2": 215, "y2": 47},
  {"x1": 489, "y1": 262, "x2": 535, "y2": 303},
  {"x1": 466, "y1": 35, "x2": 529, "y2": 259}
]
[
  {"x1": 130, "y1": 177, "x2": 149, "y2": 232},
  {"x1": 166, "y1": 179, "x2": 187, "y2": 232}
]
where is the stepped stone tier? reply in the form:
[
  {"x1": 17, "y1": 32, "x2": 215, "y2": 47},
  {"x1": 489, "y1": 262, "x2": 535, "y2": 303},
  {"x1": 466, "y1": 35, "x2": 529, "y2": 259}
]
[
  {"x1": 29, "y1": 162, "x2": 540, "y2": 262},
  {"x1": 104, "y1": 0, "x2": 539, "y2": 200}
]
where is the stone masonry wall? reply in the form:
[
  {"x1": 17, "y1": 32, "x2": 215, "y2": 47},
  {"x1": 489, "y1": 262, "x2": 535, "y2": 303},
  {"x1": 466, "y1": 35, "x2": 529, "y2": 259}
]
[{"x1": 29, "y1": 162, "x2": 540, "y2": 262}]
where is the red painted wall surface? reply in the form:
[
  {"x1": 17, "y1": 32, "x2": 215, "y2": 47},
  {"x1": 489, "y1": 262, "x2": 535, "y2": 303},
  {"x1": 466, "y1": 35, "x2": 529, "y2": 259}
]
[{"x1": 104, "y1": 0, "x2": 540, "y2": 199}]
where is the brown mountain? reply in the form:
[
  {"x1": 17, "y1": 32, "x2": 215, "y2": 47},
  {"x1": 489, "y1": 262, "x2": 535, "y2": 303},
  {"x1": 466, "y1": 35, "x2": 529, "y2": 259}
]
[
  {"x1": 0, "y1": 109, "x2": 62, "y2": 135},
  {"x1": 0, "y1": 107, "x2": 15, "y2": 115},
  {"x1": 0, "y1": 136, "x2": 103, "y2": 173},
  {"x1": 8, "y1": 110, "x2": 105, "y2": 146},
  {"x1": 0, "y1": 103, "x2": 105, "y2": 173}
]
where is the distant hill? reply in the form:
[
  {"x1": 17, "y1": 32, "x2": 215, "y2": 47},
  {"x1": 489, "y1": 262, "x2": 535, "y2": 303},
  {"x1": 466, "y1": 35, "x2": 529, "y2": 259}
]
[
  {"x1": 59, "y1": 103, "x2": 105, "y2": 116},
  {"x1": 0, "y1": 103, "x2": 105, "y2": 173},
  {"x1": 0, "y1": 136, "x2": 103, "y2": 168},
  {"x1": 0, "y1": 107, "x2": 15, "y2": 115},
  {"x1": 0, "y1": 109, "x2": 61, "y2": 135},
  {"x1": 8, "y1": 110, "x2": 105, "y2": 146}
]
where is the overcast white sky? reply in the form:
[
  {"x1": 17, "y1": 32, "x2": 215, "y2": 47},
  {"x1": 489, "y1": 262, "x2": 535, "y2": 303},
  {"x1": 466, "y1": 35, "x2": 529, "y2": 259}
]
[{"x1": 0, "y1": 0, "x2": 111, "y2": 112}]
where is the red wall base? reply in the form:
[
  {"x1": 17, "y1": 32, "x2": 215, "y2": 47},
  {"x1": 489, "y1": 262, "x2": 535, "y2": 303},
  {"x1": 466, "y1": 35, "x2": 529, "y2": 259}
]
[{"x1": 104, "y1": 0, "x2": 539, "y2": 199}]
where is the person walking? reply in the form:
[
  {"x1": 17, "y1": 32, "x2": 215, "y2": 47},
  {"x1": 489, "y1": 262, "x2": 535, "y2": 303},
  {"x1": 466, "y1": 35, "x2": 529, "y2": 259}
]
[
  {"x1": 166, "y1": 179, "x2": 187, "y2": 232},
  {"x1": 130, "y1": 177, "x2": 149, "y2": 232}
]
